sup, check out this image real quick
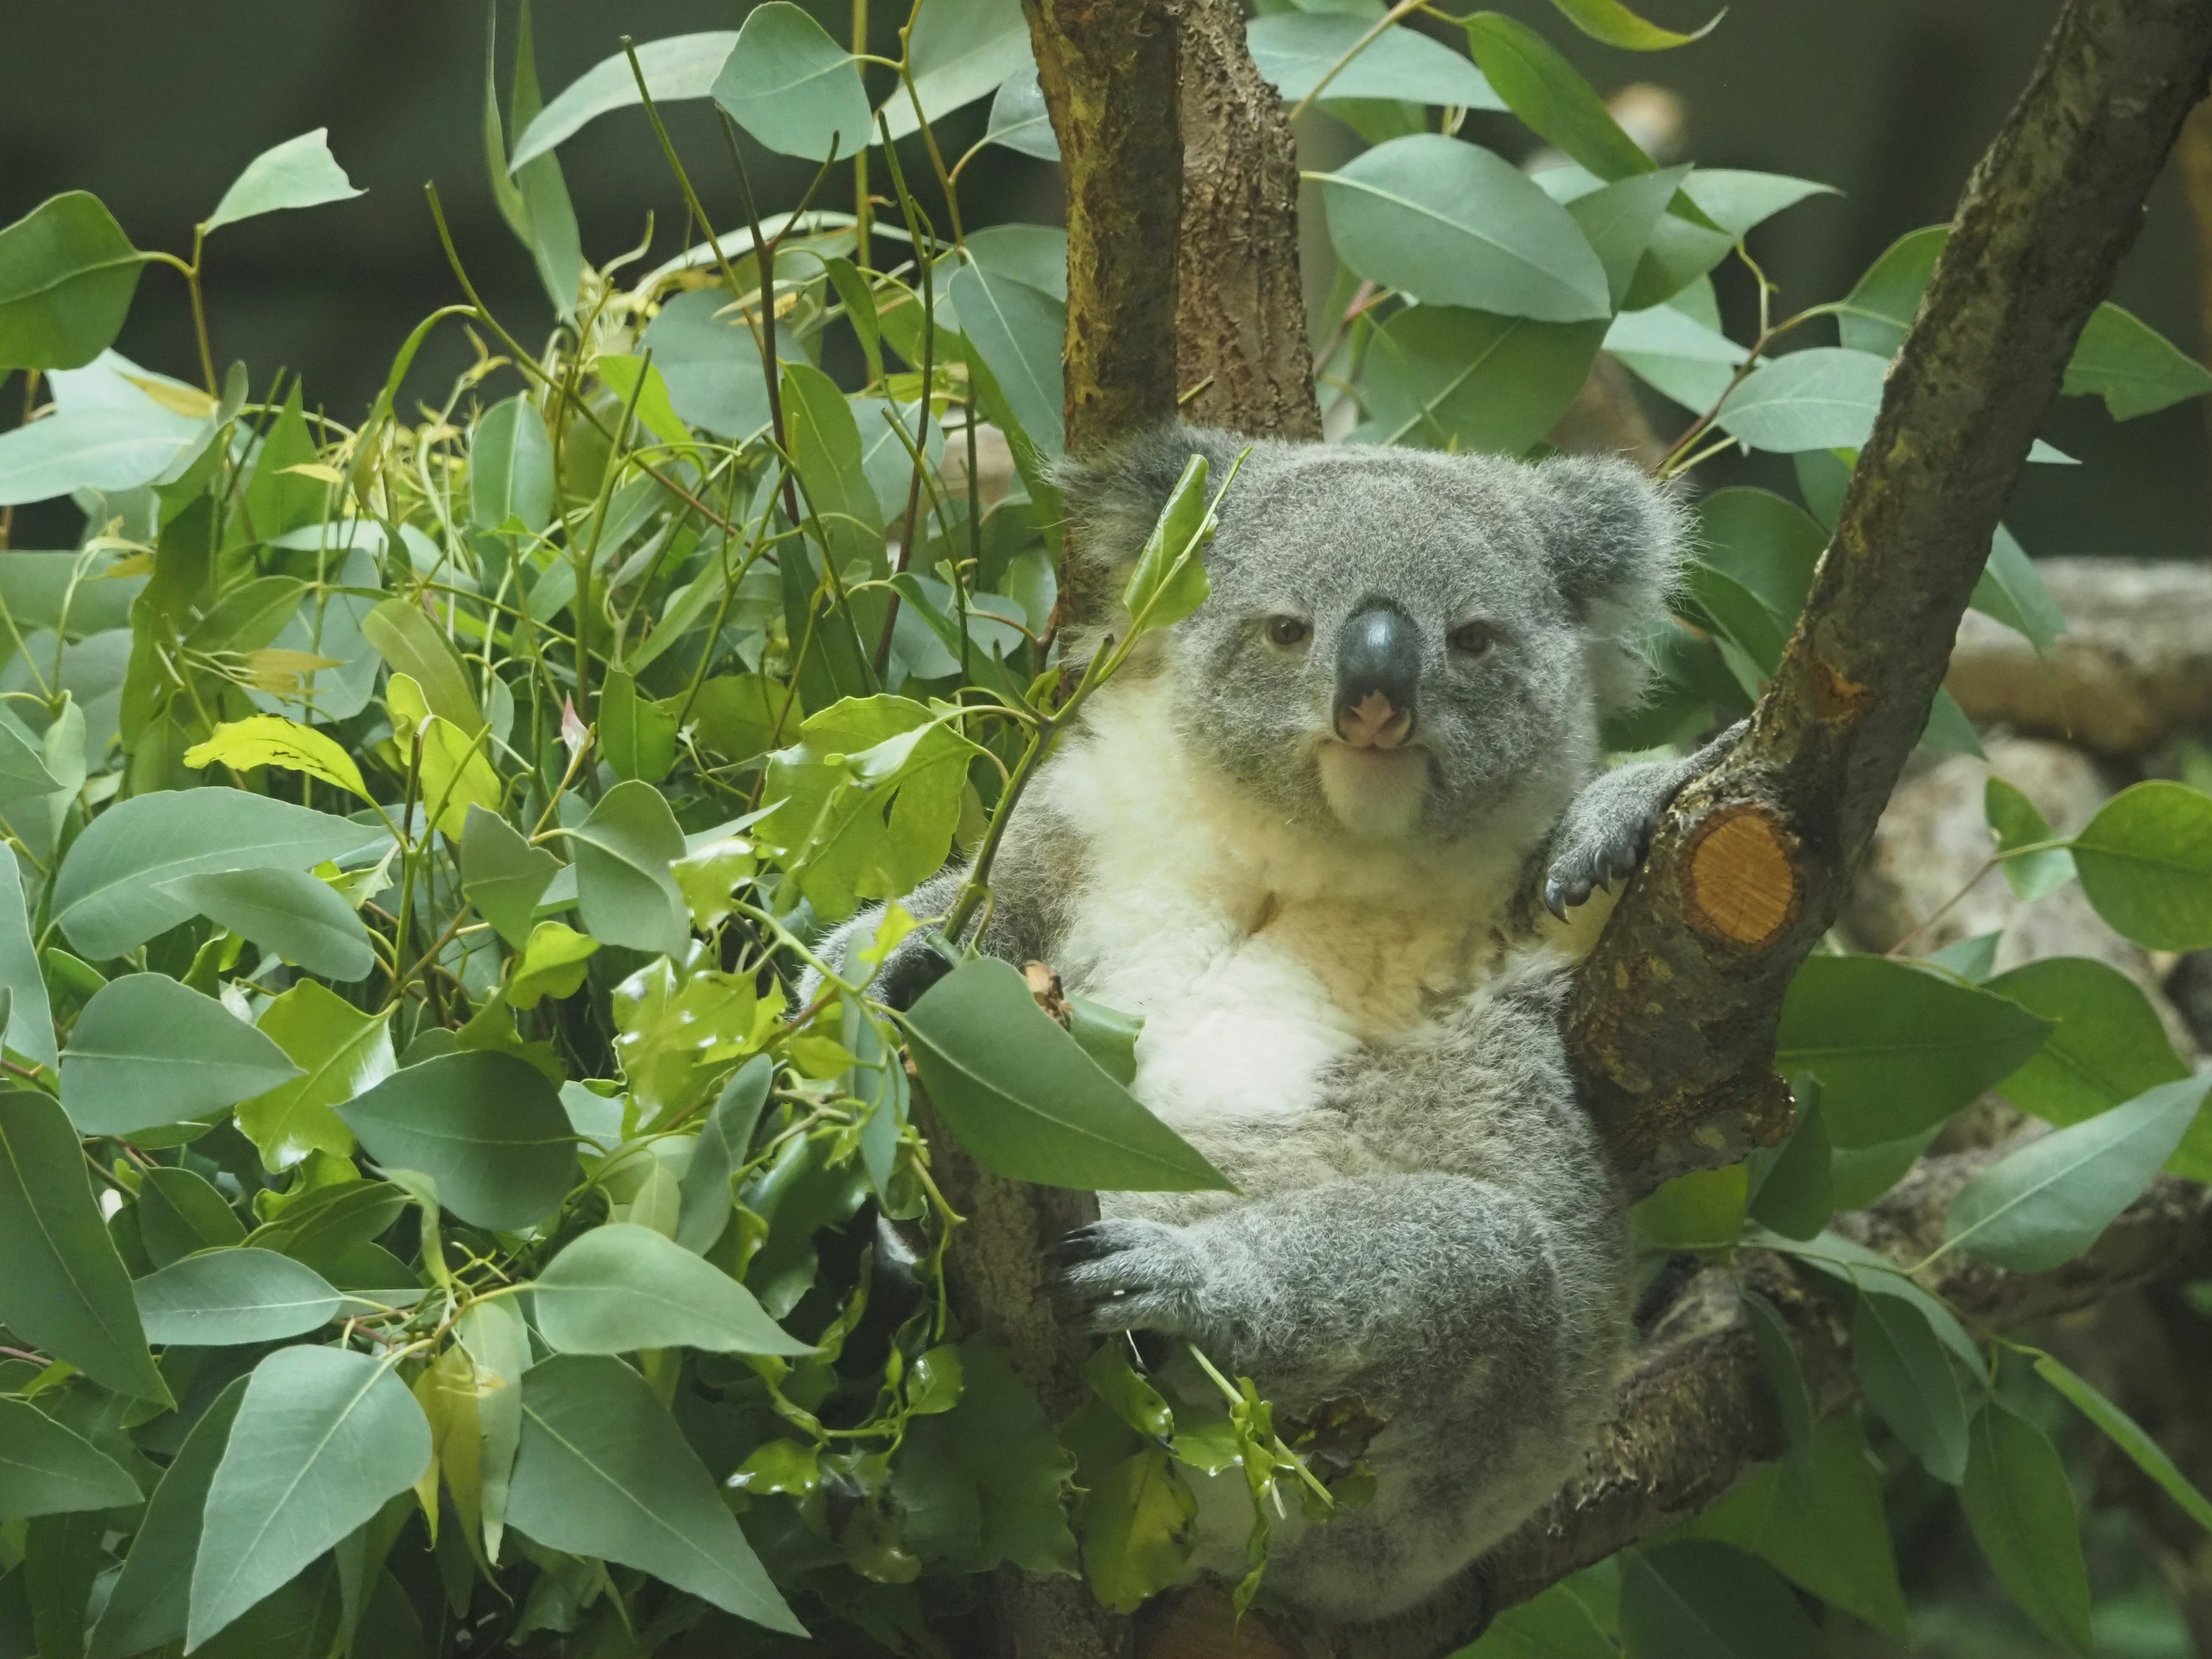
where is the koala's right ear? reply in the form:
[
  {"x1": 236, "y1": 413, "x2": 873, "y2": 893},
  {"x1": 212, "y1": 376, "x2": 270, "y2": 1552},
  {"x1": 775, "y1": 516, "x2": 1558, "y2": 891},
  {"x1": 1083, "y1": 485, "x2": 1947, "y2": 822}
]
[{"x1": 1055, "y1": 422, "x2": 1255, "y2": 625}]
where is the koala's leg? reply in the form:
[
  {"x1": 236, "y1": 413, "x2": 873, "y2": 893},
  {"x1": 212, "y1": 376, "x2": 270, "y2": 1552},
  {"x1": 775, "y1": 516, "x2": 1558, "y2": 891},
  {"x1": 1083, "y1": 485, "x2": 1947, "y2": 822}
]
[{"x1": 1543, "y1": 719, "x2": 1746, "y2": 917}]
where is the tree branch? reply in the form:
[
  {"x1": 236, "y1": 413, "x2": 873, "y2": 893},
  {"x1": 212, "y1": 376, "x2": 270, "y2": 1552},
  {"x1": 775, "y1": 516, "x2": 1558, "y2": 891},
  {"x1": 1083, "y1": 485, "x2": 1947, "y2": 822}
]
[{"x1": 1566, "y1": 0, "x2": 2212, "y2": 1195}]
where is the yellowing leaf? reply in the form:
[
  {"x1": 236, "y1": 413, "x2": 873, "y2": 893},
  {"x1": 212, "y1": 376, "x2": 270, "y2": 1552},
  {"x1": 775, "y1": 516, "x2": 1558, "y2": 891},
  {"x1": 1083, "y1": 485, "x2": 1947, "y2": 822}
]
[
  {"x1": 389, "y1": 673, "x2": 501, "y2": 838},
  {"x1": 237, "y1": 648, "x2": 342, "y2": 694},
  {"x1": 126, "y1": 374, "x2": 218, "y2": 419},
  {"x1": 183, "y1": 715, "x2": 369, "y2": 801},
  {"x1": 279, "y1": 461, "x2": 346, "y2": 484}
]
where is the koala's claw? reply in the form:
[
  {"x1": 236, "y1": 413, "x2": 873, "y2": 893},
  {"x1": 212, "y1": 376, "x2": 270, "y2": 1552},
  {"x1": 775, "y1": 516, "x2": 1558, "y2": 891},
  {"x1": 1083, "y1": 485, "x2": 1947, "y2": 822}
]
[{"x1": 1050, "y1": 1218, "x2": 1206, "y2": 1337}]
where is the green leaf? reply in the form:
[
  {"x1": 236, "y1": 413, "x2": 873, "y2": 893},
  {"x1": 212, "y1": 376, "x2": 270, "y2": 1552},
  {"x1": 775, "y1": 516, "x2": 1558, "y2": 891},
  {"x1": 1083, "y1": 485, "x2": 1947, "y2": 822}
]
[
  {"x1": 506, "y1": 922, "x2": 598, "y2": 1011},
  {"x1": 2061, "y1": 302, "x2": 2212, "y2": 419},
  {"x1": 469, "y1": 395, "x2": 555, "y2": 535},
  {"x1": 454, "y1": 1298, "x2": 529, "y2": 1565},
  {"x1": 0, "y1": 1090, "x2": 167, "y2": 1400},
  {"x1": 1738, "y1": 1288, "x2": 1813, "y2": 1465},
  {"x1": 1120, "y1": 455, "x2": 1217, "y2": 632},
  {"x1": 1715, "y1": 347, "x2": 1889, "y2": 453},
  {"x1": 1243, "y1": 13, "x2": 1502, "y2": 107},
  {"x1": 137, "y1": 1166, "x2": 246, "y2": 1268},
  {"x1": 1945, "y1": 1075, "x2": 2209, "y2": 1272},
  {"x1": 1922, "y1": 686, "x2": 1985, "y2": 759},
  {"x1": 1685, "y1": 486, "x2": 1824, "y2": 676},
  {"x1": 880, "y1": 0, "x2": 1033, "y2": 143},
  {"x1": 162, "y1": 867, "x2": 376, "y2": 982},
  {"x1": 1984, "y1": 778, "x2": 2074, "y2": 901},
  {"x1": 62, "y1": 974, "x2": 301, "y2": 1138},
  {"x1": 337, "y1": 1051, "x2": 577, "y2": 1232},
  {"x1": 1984, "y1": 957, "x2": 2190, "y2": 1132},
  {"x1": 1362, "y1": 306, "x2": 1606, "y2": 455},
  {"x1": 1972, "y1": 526, "x2": 2065, "y2": 654},
  {"x1": 934, "y1": 1338, "x2": 1078, "y2": 1574},
  {"x1": 1319, "y1": 135, "x2": 1611, "y2": 323},
  {"x1": 1852, "y1": 1292, "x2": 1970, "y2": 1484},
  {"x1": 1566, "y1": 167, "x2": 1685, "y2": 309},
  {"x1": 51, "y1": 789, "x2": 375, "y2": 961},
  {"x1": 134, "y1": 1248, "x2": 342, "y2": 1347},
  {"x1": 1544, "y1": 0, "x2": 1718, "y2": 49},
  {"x1": 362, "y1": 598, "x2": 482, "y2": 736},
  {"x1": 236, "y1": 982, "x2": 394, "y2": 1172},
  {"x1": 1684, "y1": 1414, "x2": 1907, "y2": 1636},
  {"x1": 0, "y1": 843, "x2": 56, "y2": 1070},
  {"x1": 510, "y1": 33, "x2": 741, "y2": 168},
  {"x1": 493, "y1": 0, "x2": 585, "y2": 320},
  {"x1": 1961, "y1": 1399, "x2": 2093, "y2": 1653},
  {"x1": 950, "y1": 265, "x2": 1066, "y2": 459},
  {"x1": 2070, "y1": 780, "x2": 2212, "y2": 950},
  {"x1": 202, "y1": 130, "x2": 362, "y2": 234},
  {"x1": 985, "y1": 67, "x2": 1059, "y2": 161},
  {"x1": 1605, "y1": 301, "x2": 1747, "y2": 413},
  {"x1": 507, "y1": 1353, "x2": 805, "y2": 1634},
  {"x1": 85, "y1": 1376, "x2": 247, "y2": 1659},
  {"x1": 1465, "y1": 13, "x2": 1653, "y2": 181},
  {"x1": 459, "y1": 805, "x2": 558, "y2": 952},
  {"x1": 0, "y1": 1396, "x2": 141, "y2": 1520},
  {"x1": 1774, "y1": 954, "x2": 2051, "y2": 1147},
  {"x1": 0, "y1": 193, "x2": 145, "y2": 373},
  {"x1": 532, "y1": 1222, "x2": 811, "y2": 1355},
  {"x1": 598, "y1": 669, "x2": 679, "y2": 784},
  {"x1": 675, "y1": 1056, "x2": 771, "y2": 1255},
  {"x1": 1631, "y1": 1162, "x2": 1745, "y2": 1249},
  {"x1": 1067, "y1": 997, "x2": 1143, "y2": 1090},
  {"x1": 2032, "y1": 1351, "x2": 2212, "y2": 1537},
  {"x1": 711, "y1": 2, "x2": 872, "y2": 162},
  {"x1": 1618, "y1": 1539, "x2": 1823, "y2": 1657},
  {"x1": 1078, "y1": 1446, "x2": 1196, "y2": 1614},
  {"x1": 1755, "y1": 1227, "x2": 1983, "y2": 1370},
  {"x1": 188, "y1": 1346, "x2": 429, "y2": 1651},
  {"x1": 641, "y1": 290, "x2": 772, "y2": 441},
  {"x1": 1746, "y1": 1081, "x2": 1832, "y2": 1240},
  {"x1": 904, "y1": 958, "x2": 1233, "y2": 1192},
  {"x1": 1836, "y1": 225, "x2": 1942, "y2": 359},
  {"x1": 568, "y1": 779, "x2": 691, "y2": 956},
  {"x1": 1463, "y1": 1580, "x2": 1615, "y2": 1658}
]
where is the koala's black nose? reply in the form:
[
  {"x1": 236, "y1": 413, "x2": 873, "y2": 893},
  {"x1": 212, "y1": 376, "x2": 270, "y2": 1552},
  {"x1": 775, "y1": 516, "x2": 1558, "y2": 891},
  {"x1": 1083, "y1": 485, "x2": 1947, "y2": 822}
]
[{"x1": 1334, "y1": 601, "x2": 1419, "y2": 749}]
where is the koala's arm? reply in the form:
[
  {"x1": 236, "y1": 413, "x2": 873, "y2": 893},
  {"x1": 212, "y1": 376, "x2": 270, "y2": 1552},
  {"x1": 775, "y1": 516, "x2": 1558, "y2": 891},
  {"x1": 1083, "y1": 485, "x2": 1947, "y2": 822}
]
[
  {"x1": 816, "y1": 797, "x2": 1082, "y2": 1010},
  {"x1": 1540, "y1": 719, "x2": 1746, "y2": 918}
]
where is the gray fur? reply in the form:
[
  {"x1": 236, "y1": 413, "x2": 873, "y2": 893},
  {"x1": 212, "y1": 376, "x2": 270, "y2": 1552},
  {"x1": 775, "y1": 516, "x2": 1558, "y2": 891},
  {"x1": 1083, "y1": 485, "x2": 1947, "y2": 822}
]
[{"x1": 847, "y1": 424, "x2": 1725, "y2": 1623}]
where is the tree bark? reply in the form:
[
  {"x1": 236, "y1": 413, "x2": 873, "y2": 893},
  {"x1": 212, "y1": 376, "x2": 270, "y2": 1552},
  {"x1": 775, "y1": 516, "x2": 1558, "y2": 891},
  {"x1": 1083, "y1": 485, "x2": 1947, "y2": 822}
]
[
  {"x1": 1021, "y1": 0, "x2": 1184, "y2": 457},
  {"x1": 1567, "y1": 0, "x2": 2212, "y2": 1197},
  {"x1": 1173, "y1": 0, "x2": 1320, "y2": 438}
]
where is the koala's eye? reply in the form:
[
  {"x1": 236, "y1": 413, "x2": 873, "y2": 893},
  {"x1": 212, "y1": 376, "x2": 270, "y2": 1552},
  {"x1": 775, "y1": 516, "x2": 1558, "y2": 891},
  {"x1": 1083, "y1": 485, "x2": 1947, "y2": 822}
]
[
  {"x1": 1450, "y1": 620, "x2": 1502, "y2": 657},
  {"x1": 1264, "y1": 615, "x2": 1311, "y2": 648}
]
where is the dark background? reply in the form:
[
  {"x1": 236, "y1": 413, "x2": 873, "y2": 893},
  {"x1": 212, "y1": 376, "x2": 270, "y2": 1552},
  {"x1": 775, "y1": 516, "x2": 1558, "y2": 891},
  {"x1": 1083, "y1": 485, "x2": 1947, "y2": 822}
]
[{"x1": 3, "y1": 0, "x2": 2205, "y2": 558}]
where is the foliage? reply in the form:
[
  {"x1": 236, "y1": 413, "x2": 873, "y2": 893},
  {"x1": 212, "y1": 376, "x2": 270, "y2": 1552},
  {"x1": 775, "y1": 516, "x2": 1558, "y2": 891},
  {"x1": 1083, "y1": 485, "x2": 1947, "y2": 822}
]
[{"x1": 0, "y1": 0, "x2": 2209, "y2": 1655}]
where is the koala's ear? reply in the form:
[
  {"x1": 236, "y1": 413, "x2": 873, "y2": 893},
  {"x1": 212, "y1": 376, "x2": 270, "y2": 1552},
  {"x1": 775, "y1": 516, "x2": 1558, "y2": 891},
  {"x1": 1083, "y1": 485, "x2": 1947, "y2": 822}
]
[
  {"x1": 1530, "y1": 454, "x2": 1692, "y2": 706},
  {"x1": 1055, "y1": 422, "x2": 1255, "y2": 624}
]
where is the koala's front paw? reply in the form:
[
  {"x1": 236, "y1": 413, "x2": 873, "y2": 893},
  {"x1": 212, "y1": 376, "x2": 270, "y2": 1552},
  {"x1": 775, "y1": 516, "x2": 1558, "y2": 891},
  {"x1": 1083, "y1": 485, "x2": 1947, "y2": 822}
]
[
  {"x1": 1051, "y1": 1219, "x2": 1207, "y2": 1338},
  {"x1": 1542, "y1": 808, "x2": 1653, "y2": 921}
]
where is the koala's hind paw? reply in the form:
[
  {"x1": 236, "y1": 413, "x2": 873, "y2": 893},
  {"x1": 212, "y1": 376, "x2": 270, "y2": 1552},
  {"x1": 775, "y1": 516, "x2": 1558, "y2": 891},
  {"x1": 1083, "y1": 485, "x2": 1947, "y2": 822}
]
[{"x1": 1051, "y1": 1219, "x2": 1206, "y2": 1338}]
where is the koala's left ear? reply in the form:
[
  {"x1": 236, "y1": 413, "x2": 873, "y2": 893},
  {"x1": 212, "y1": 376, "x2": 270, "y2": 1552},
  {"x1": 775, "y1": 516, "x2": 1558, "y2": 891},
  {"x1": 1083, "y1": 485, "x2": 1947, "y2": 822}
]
[{"x1": 1531, "y1": 455, "x2": 1691, "y2": 707}]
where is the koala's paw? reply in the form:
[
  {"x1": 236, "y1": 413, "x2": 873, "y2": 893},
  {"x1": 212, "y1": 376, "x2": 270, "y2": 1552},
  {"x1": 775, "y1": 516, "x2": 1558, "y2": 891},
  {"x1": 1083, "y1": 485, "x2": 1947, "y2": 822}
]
[
  {"x1": 1543, "y1": 796, "x2": 1656, "y2": 920},
  {"x1": 1051, "y1": 1219, "x2": 1208, "y2": 1338},
  {"x1": 872, "y1": 937, "x2": 956, "y2": 1012}
]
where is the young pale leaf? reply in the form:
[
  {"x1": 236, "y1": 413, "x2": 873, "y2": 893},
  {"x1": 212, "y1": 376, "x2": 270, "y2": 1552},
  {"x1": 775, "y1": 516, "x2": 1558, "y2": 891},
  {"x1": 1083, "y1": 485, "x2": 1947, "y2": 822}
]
[
  {"x1": 202, "y1": 130, "x2": 362, "y2": 234},
  {"x1": 949, "y1": 265, "x2": 1066, "y2": 460},
  {"x1": 1851, "y1": 1293, "x2": 1971, "y2": 1484},
  {"x1": 160, "y1": 868, "x2": 376, "y2": 982},
  {"x1": 0, "y1": 843, "x2": 55, "y2": 1070},
  {"x1": 137, "y1": 1166, "x2": 246, "y2": 1268},
  {"x1": 509, "y1": 33, "x2": 738, "y2": 167},
  {"x1": 532, "y1": 1222, "x2": 812, "y2": 1355},
  {"x1": 675, "y1": 1056, "x2": 772, "y2": 1255},
  {"x1": 1544, "y1": 0, "x2": 1719, "y2": 50},
  {"x1": 1945, "y1": 1075, "x2": 2210, "y2": 1272},
  {"x1": 134, "y1": 1248, "x2": 342, "y2": 1347},
  {"x1": 1078, "y1": 1446, "x2": 1197, "y2": 1614},
  {"x1": 1985, "y1": 777, "x2": 2075, "y2": 900},
  {"x1": 2061, "y1": 302, "x2": 2212, "y2": 421},
  {"x1": 1464, "y1": 13, "x2": 1654, "y2": 181},
  {"x1": 1961, "y1": 1399, "x2": 2093, "y2": 1653},
  {"x1": 183, "y1": 715, "x2": 368, "y2": 801},
  {"x1": 904, "y1": 958, "x2": 1233, "y2": 1192},
  {"x1": 468, "y1": 395, "x2": 556, "y2": 534},
  {"x1": 388, "y1": 675, "x2": 501, "y2": 840},
  {"x1": 2031, "y1": 1351, "x2": 2212, "y2": 1535},
  {"x1": 1618, "y1": 1539, "x2": 1823, "y2": 1658},
  {"x1": 506, "y1": 1354, "x2": 806, "y2": 1634},
  {"x1": 505, "y1": 922, "x2": 597, "y2": 1011},
  {"x1": 0, "y1": 192, "x2": 145, "y2": 372},
  {"x1": 0, "y1": 1397, "x2": 141, "y2": 1521},
  {"x1": 460, "y1": 805, "x2": 560, "y2": 950},
  {"x1": 455, "y1": 1297, "x2": 529, "y2": 1565},
  {"x1": 337, "y1": 1050, "x2": 577, "y2": 1232},
  {"x1": 84, "y1": 1377, "x2": 247, "y2": 1659},
  {"x1": 1318, "y1": 135, "x2": 1611, "y2": 323},
  {"x1": 235, "y1": 982, "x2": 393, "y2": 1172},
  {"x1": 1120, "y1": 455, "x2": 1216, "y2": 634},
  {"x1": 2070, "y1": 780, "x2": 2212, "y2": 950},
  {"x1": 62, "y1": 974, "x2": 301, "y2": 1138},
  {"x1": 1774, "y1": 954, "x2": 2051, "y2": 1147},
  {"x1": 50, "y1": 789, "x2": 376, "y2": 961},
  {"x1": 711, "y1": 2, "x2": 872, "y2": 161},
  {"x1": 0, "y1": 1090, "x2": 167, "y2": 1402},
  {"x1": 1984, "y1": 957, "x2": 2191, "y2": 1132},
  {"x1": 188, "y1": 1346, "x2": 429, "y2": 1652},
  {"x1": 1244, "y1": 13, "x2": 1501, "y2": 107}
]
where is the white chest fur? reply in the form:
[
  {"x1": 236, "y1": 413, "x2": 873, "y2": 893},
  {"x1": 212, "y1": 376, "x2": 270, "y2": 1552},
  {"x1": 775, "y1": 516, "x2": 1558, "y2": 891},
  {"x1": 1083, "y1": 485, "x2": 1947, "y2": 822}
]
[{"x1": 1037, "y1": 679, "x2": 1540, "y2": 1131}]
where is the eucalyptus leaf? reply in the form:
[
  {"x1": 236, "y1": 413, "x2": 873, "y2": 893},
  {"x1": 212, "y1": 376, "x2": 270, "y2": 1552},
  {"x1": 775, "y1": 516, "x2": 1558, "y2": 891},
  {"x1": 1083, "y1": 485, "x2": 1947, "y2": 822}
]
[
  {"x1": 675, "y1": 1056, "x2": 771, "y2": 1254},
  {"x1": 1618, "y1": 1539, "x2": 1823, "y2": 1657},
  {"x1": 470, "y1": 395, "x2": 556, "y2": 535},
  {"x1": 203, "y1": 130, "x2": 362, "y2": 234},
  {"x1": 510, "y1": 33, "x2": 741, "y2": 168},
  {"x1": 337, "y1": 1050, "x2": 577, "y2": 1232},
  {"x1": 949, "y1": 265, "x2": 1065, "y2": 459},
  {"x1": 533, "y1": 1222, "x2": 811, "y2": 1355},
  {"x1": 137, "y1": 1166, "x2": 245, "y2": 1268},
  {"x1": 161, "y1": 866, "x2": 376, "y2": 982},
  {"x1": 1960, "y1": 1399, "x2": 2093, "y2": 1653},
  {"x1": 1245, "y1": 13, "x2": 1502, "y2": 108},
  {"x1": 1984, "y1": 956, "x2": 2190, "y2": 1131},
  {"x1": 134, "y1": 1248, "x2": 342, "y2": 1347},
  {"x1": 2070, "y1": 780, "x2": 2212, "y2": 950},
  {"x1": 1852, "y1": 1293, "x2": 1970, "y2": 1484},
  {"x1": 1984, "y1": 777, "x2": 2075, "y2": 901},
  {"x1": 0, "y1": 1397, "x2": 141, "y2": 1520},
  {"x1": 711, "y1": 2, "x2": 872, "y2": 162},
  {"x1": 879, "y1": 0, "x2": 1032, "y2": 143},
  {"x1": 0, "y1": 192, "x2": 145, "y2": 372},
  {"x1": 567, "y1": 779, "x2": 691, "y2": 956},
  {"x1": 2032, "y1": 1351, "x2": 2212, "y2": 1536},
  {"x1": 460, "y1": 804, "x2": 559, "y2": 950},
  {"x1": 1465, "y1": 13, "x2": 1653, "y2": 181},
  {"x1": 236, "y1": 982, "x2": 394, "y2": 1172},
  {"x1": 985, "y1": 68, "x2": 1059, "y2": 161},
  {"x1": 0, "y1": 843, "x2": 56, "y2": 1070},
  {"x1": 642, "y1": 289, "x2": 772, "y2": 440},
  {"x1": 62, "y1": 974, "x2": 301, "y2": 1138}
]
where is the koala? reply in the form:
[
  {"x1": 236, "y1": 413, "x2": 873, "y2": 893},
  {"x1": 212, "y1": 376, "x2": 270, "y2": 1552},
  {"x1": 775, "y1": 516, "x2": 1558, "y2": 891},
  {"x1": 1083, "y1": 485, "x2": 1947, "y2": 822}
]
[{"x1": 843, "y1": 425, "x2": 1737, "y2": 1625}]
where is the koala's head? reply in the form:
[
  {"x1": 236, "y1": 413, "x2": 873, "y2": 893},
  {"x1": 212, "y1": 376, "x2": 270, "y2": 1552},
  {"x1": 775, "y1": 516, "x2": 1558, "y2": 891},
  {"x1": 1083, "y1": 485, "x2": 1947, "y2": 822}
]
[{"x1": 1062, "y1": 423, "x2": 1686, "y2": 846}]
